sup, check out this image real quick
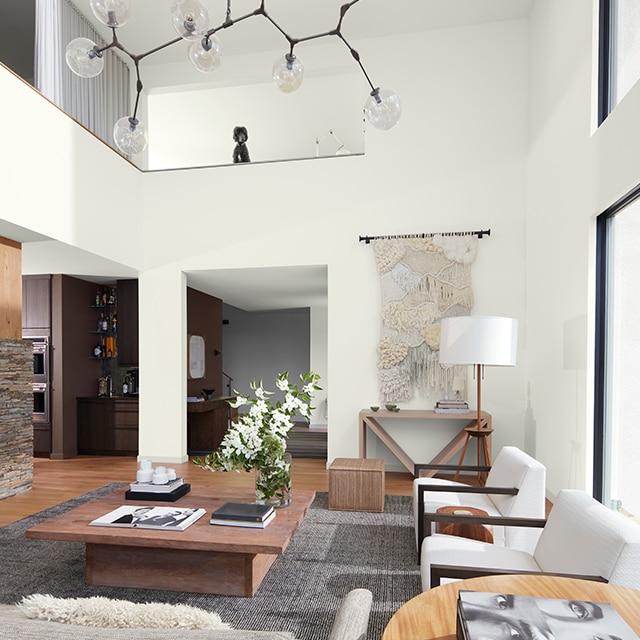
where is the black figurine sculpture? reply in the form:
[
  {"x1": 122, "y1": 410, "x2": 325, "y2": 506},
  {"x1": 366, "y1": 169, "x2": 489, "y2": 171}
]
[{"x1": 232, "y1": 126, "x2": 251, "y2": 163}]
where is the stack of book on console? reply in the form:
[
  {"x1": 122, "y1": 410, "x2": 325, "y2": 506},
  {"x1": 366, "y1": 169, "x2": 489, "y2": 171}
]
[
  {"x1": 456, "y1": 590, "x2": 639, "y2": 640},
  {"x1": 209, "y1": 502, "x2": 275, "y2": 528},
  {"x1": 434, "y1": 399, "x2": 470, "y2": 414},
  {"x1": 125, "y1": 477, "x2": 191, "y2": 502}
]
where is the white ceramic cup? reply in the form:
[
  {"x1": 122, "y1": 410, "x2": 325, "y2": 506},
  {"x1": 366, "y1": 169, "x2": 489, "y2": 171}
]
[
  {"x1": 167, "y1": 467, "x2": 177, "y2": 481},
  {"x1": 136, "y1": 469, "x2": 153, "y2": 483},
  {"x1": 152, "y1": 466, "x2": 168, "y2": 484}
]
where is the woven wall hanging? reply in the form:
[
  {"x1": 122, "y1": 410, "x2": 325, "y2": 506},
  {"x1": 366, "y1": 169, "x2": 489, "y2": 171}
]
[{"x1": 372, "y1": 234, "x2": 478, "y2": 402}]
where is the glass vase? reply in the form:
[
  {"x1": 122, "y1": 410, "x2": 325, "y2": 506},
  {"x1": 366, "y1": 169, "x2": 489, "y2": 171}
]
[{"x1": 255, "y1": 453, "x2": 292, "y2": 508}]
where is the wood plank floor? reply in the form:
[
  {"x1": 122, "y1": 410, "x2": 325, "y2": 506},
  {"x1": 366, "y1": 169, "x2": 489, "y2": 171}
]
[{"x1": 0, "y1": 456, "x2": 416, "y2": 527}]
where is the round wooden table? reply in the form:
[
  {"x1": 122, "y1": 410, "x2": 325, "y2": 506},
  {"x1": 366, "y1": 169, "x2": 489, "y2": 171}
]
[{"x1": 382, "y1": 574, "x2": 640, "y2": 640}]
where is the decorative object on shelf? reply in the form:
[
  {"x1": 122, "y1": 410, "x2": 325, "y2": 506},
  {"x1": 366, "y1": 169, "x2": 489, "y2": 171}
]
[
  {"x1": 97, "y1": 375, "x2": 112, "y2": 397},
  {"x1": 64, "y1": 0, "x2": 401, "y2": 156},
  {"x1": 187, "y1": 334, "x2": 205, "y2": 380},
  {"x1": 369, "y1": 232, "x2": 486, "y2": 403},
  {"x1": 315, "y1": 129, "x2": 351, "y2": 157},
  {"x1": 193, "y1": 371, "x2": 320, "y2": 507},
  {"x1": 439, "y1": 315, "x2": 518, "y2": 431},
  {"x1": 232, "y1": 126, "x2": 250, "y2": 163}
]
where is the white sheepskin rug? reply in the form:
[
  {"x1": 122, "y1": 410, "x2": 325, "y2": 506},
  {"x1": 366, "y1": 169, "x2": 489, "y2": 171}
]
[{"x1": 17, "y1": 594, "x2": 230, "y2": 630}]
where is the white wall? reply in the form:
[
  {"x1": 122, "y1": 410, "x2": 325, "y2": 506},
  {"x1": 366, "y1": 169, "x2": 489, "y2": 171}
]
[
  {"x1": 1, "y1": 18, "x2": 531, "y2": 472},
  {"x1": 525, "y1": 0, "x2": 640, "y2": 498},
  {"x1": 134, "y1": 21, "x2": 530, "y2": 468},
  {"x1": 11, "y1": 4, "x2": 640, "y2": 496}
]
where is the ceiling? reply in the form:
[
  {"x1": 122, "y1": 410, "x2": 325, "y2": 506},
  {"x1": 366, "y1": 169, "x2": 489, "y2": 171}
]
[{"x1": 2, "y1": 0, "x2": 533, "y2": 312}]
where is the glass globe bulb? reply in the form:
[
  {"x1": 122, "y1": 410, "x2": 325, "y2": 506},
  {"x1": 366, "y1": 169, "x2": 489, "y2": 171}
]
[
  {"x1": 188, "y1": 35, "x2": 222, "y2": 72},
  {"x1": 89, "y1": 0, "x2": 131, "y2": 27},
  {"x1": 273, "y1": 54, "x2": 304, "y2": 93},
  {"x1": 113, "y1": 116, "x2": 147, "y2": 155},
  {"x1": 364, "y1": 88, "x2": 402, "y2": 130},
  {"x1": 171, "y1": 0, "x2": 209, "y2": 40},
  {"x1": 65, "y1": 38, "x2": 104, "y2": 78}
]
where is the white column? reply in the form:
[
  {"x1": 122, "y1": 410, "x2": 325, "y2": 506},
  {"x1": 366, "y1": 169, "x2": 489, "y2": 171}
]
[{"x1": 138, "y1": 268, "x2": 187, "y2": 463}]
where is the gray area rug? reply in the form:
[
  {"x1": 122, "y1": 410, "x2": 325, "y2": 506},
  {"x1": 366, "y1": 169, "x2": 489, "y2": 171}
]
[{"x1": 0, "y1": 484, "x2": 421, "y2": 640}]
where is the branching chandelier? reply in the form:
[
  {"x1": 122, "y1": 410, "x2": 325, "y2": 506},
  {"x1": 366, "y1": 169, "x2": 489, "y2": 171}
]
[{"x1": 65, "y1": 0, "x2": 402, "y2": 156}]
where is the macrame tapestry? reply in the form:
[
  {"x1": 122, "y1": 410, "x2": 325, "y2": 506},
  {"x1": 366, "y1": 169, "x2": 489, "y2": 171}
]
[{"x1": 373, "y1": 235, "x2": 478, "y2": 402}]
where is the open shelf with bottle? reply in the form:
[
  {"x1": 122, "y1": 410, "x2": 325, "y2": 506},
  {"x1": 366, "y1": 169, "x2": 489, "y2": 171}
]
[{"x1": 89, "y1": 285, "x2": 118, "y2": 361}]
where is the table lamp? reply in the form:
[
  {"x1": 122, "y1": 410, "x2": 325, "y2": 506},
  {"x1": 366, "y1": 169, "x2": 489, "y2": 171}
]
[{"x1": 439, "y1": 316, "x2": 518, "y2": 431}]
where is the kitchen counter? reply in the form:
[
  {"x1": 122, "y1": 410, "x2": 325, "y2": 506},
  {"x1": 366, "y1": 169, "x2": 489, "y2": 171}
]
[{"x1": 187, "y1": 396, "x2": 236, "y2": 455}]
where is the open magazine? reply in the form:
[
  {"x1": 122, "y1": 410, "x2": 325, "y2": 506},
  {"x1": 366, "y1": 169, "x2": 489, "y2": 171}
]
[{"x1": 89, "y1": 505, "x2": 206, "y2": 531}]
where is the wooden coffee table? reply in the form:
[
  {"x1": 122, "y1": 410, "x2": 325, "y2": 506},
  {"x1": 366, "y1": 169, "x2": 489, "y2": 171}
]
[
  {"x1": 26, "y1": 486, "x2": 315, "y2": 597},
  {"x1": 382, "y1": 574, "x2": 640, "y2": 640}
]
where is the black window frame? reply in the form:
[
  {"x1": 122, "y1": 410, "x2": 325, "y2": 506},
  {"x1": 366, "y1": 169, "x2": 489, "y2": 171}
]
[
  {"x1": 598, "y1": 0, "x2": 614, "y2": 125},
  {"x1": 593, "y1": 183, "x2": 640, "y2": 501}
]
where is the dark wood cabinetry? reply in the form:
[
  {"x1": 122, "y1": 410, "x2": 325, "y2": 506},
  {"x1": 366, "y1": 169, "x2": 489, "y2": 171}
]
[
  {"x1": 116, "y1": 279, "x2": 138, "y2": 365},
  {"x1": 22, "y1": 275, "x2": 51, "y2": 333},
  {"x1": 77, "y1": 396, "x2": 138, "y2": 455}
]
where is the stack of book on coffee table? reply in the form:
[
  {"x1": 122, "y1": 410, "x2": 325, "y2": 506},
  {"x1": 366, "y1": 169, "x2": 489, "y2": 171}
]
[
  {"x1": 125, "y1": 477, "x2": 191, "y2": 502},
  {"x1": 209, "y1": 502, "x2": 275, "y2": 528}
]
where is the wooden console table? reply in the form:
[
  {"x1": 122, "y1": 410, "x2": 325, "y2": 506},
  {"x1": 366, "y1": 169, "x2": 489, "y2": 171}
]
[{"x1": 359, "y1": 409, "x2": 491, "y2": 478}]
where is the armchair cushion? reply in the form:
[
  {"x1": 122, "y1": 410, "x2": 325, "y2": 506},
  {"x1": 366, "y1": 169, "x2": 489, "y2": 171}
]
[
  {"x1": 533, "y1": 489, "x2": 640, "y2": 586},
  {"x1": 420, "y1": 533, "x2": 540, "y2": 589}
]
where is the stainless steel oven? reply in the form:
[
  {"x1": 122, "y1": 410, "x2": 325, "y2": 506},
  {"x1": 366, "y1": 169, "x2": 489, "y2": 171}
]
[
  {"x1": 31, "y1": 337, "x2": 49, "y2": 384},
  {"x1": 32, "y1": 382, "x2": 50, "y2": 424}
]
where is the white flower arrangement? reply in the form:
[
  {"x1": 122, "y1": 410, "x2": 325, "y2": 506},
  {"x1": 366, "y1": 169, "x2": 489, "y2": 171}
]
[{"x1": 193, "y1": 372, "x2": 320, "y2": 502}]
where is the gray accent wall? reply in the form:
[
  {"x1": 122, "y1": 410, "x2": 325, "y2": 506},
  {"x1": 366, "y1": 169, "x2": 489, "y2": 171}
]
[{"x1": 222, "y1": 304, "x2": 310, "y2": 408}]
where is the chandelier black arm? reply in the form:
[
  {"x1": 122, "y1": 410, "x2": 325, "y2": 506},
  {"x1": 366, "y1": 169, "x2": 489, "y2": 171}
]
[
  {"x1": 131, "y1": 62, "x2": 143, "y2": 121},
  {"x1": 335, "y1": 33, "x2": 376, "y2": 93},
  {"x1": 90, "y1": 0, "x2": 384, "y2": 124},
  {"x1": 134, "y1": 36, "x2": 184, "y2": 63}
]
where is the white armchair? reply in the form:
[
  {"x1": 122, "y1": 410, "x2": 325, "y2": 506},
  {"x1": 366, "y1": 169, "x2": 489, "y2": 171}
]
[
  {"x1": 414, "y1": 446, "x2": 546, "y2": 558},
  {"x1": 421, "y1": 488, "x2": 640, "y2": 590}
]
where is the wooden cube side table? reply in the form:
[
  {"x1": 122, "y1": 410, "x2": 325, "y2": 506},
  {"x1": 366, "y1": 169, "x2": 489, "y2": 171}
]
[{"x1": 328, "y1": 457, "x2": 385, "y2": 512}]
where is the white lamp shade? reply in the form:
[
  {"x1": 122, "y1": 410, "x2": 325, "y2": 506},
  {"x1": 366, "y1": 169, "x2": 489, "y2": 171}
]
[{"x1": 439, "y1": 316, "x2": 518, "y2": 366}]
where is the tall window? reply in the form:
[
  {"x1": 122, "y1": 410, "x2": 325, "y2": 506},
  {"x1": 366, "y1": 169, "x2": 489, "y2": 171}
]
[
  {"x1": 599, "y1": 0, "x2": 640, "y2": 123},
  {"x1": 595, "y1": 190, "x2": 640, "y2": 516}
]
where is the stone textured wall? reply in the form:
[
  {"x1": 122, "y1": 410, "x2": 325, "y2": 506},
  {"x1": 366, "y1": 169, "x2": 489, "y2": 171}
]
[{"x1": 0, "y1": 339, "x2": 33, "y2": 499}]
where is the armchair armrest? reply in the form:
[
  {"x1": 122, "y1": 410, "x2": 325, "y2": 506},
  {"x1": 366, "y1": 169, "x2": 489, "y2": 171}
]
[
  {"x1": 416, "y1": 483, "x2": 521, "y2": 559},
  {"x1": 418, "y1": 509, "x2": 546, "y2": 562},
  {"x1": 415, "y1": 463, "x2": 491, "y2": 477},
  {"x1": 429, "y1": 563, "x2": 607, "y2": 588}
]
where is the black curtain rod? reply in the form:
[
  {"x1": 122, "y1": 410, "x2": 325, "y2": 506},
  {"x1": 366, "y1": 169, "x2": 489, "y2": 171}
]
[{"x1": 358, "y1": 229, "x2": 491, "y2": 244}]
